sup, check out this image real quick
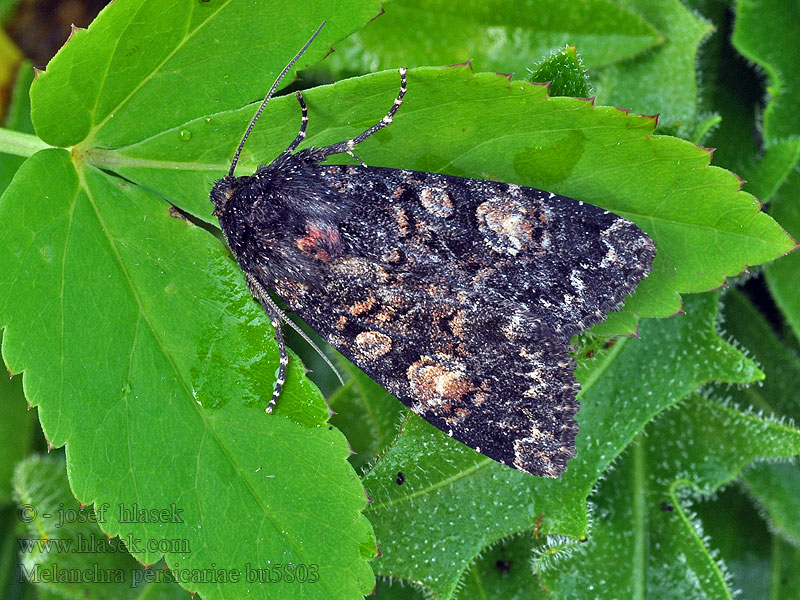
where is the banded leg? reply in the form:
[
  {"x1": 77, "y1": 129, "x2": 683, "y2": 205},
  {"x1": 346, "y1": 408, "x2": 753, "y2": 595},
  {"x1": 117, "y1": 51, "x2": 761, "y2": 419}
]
[
  {"x1": 245, "y1": 273, "x2": 345, "y2": 414},
  {"x1": 246, "y1": 274, "x2": 289, "y2": 414},
  {"x1": 283, "y1": 91, "x2": 309, "y2": 155},
  {"x1": 264, "y1": 302, "x2": 288, "y2": 414},
  {"x1": 314, "y1": 68, "x2": 407, "y2": 162}
]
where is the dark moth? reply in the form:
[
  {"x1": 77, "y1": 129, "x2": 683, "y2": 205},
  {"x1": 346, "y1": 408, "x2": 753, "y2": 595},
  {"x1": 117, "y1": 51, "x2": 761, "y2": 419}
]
[{"x1": 210, "y1": 24, "x2": 655, "y2": 477}]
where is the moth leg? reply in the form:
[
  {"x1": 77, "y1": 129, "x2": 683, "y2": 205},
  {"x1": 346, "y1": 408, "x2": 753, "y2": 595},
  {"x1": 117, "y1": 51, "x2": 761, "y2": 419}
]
[
  {"x1": 313, "y1": 67, "x2": 407, "y2": 161},
  {"x1": 264, "y1": 302, "x2": 288, "y2": 415},
  {"x1": 283, "y1": 91, "x2": 309, "y2": 155},
  {"x1": 245, "y1": 273, "x2": 345, "y2": 413},
  {"x1": 245, "y1": 274, "x2": 289, "y2": 414}
]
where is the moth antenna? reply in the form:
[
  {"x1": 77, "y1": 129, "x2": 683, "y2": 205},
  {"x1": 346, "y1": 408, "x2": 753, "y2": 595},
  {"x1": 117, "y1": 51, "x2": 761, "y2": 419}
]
[
  {"x1": 228, "y1": 21, "x2": 326, "y2": 177},
  {"x1": 251, "y1": 277, "x2": 345, "y2": 386},
  {"x1": 280, "y1": 310, "x2": 346, "y2": 387}
]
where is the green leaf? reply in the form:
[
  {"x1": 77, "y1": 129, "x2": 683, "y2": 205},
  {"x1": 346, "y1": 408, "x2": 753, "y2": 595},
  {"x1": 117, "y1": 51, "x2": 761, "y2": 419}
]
[
  {"x1": 313, "y1": 0, "x2": 663, "y2": 77},
  {"x1": 697, "y1": 0, "x2": 800, "y2": 205},
  {"x1": 732, "y1": 0, "x2": 800, "y2": 147},
  {"x1": 328, "y1": 356, "x2": 405, "y2": 473},
  {"x1": 702, "y1": 73, "x2": 760, "y2": 178},
  {"x1": 586, "y1": 308, "x2": 639, "y2": 338},
  {"x1": 528, "y1": 46, "x2": 591, "y2": 98},
  {"x1": 0, "y1": 345, "x2": 36, "y2": 504},
  {"x1": 30, "y1": 0, "x2": 382, "y2": 148},
  {"x1": 742, "y1": 139, "x2": 800, "y2": 204},
  {"x1": 742, "y1": 462, "x2": 800, "y2": 545},
  {"x1": 695, "y1": 0, "x2": 759, "y2": 174},
  {"x1": 539, "y1": 395, "x2": 800, "y2": 599},
  {"x1": 0, "y1": 0, "x2": 17, "y2": 24},
  {"x1": 372, "y1": 577, "x2": 427, "y2": 600},
  {"x1": 591, "y1": 0, "x2": 713, "y2": 135},
  {"x1": 693, "y1": 486, "x2": 773, "y2": 600},
  {"x1": 13, "y1": 455, "x2": 185, "y2": 599},
  {"x1": 764, "y1": 171, "x2": 800, "y2": 344},
  {"x1": 719, "y1": 289, "x2": 800, "y2": 545},
  {"x1": 0, "y1": 59, "x2": 34, "y2": 195},
  {"x1": 696, "y1": 484, "x2": 800, "y2": 600},
  {"x1": 0, "y1": 150, "x2": 375, "y2": 599},
  {"x1": 98, "y1": 67, "x2": 794, "y2": 330},
  {"x1": 3, "y1": 4, "x2": 800, "y2": 598},
  {"x1": 0, "y1": 505, "x2": 23, "y2": 599},
  {"x1": 362, "y1": 293, "x2": 762, "y2": 598},
  {"x1": 3, "y1": 61, "x2": 34, "y2": 133},
  {"x1": 0, "y1": 27, "x2": 21, "y2": 98},
  {"x1": 454, "y1": 533, "x2": 549, "y2": 600},
  {"x1": 688, "y1": 113, "x2": 722, "y2": 146},
  {"x1": 720, "y1": 288, "x2": 800, "y2": 421}
]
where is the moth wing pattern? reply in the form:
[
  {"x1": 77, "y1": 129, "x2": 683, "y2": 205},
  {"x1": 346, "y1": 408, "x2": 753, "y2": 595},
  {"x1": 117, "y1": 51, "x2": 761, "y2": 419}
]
[
  {"x1": 264, "y1": 161, "x2": 655, "y2": 477},
  {"x1": 211, "y1": 28, "x2": 655, "y2": 477}
]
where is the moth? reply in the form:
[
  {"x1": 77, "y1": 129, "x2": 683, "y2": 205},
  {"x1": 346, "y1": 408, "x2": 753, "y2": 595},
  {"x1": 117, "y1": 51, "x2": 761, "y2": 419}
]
[{"x1": 210, "y1": 23, "x2": 655, "y2": 477}]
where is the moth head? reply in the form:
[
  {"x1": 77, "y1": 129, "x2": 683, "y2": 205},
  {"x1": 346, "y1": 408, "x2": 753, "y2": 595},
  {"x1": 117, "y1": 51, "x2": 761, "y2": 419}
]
[{"x1": 210, "y1": 175, "x2": 238, "y2": 217}]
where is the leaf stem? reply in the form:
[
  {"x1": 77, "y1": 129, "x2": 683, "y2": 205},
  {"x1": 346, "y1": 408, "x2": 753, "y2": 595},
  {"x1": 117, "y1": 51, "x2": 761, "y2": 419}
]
[{"x1": 0, "y1": 127, "x2": 53, "y2": 157}]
